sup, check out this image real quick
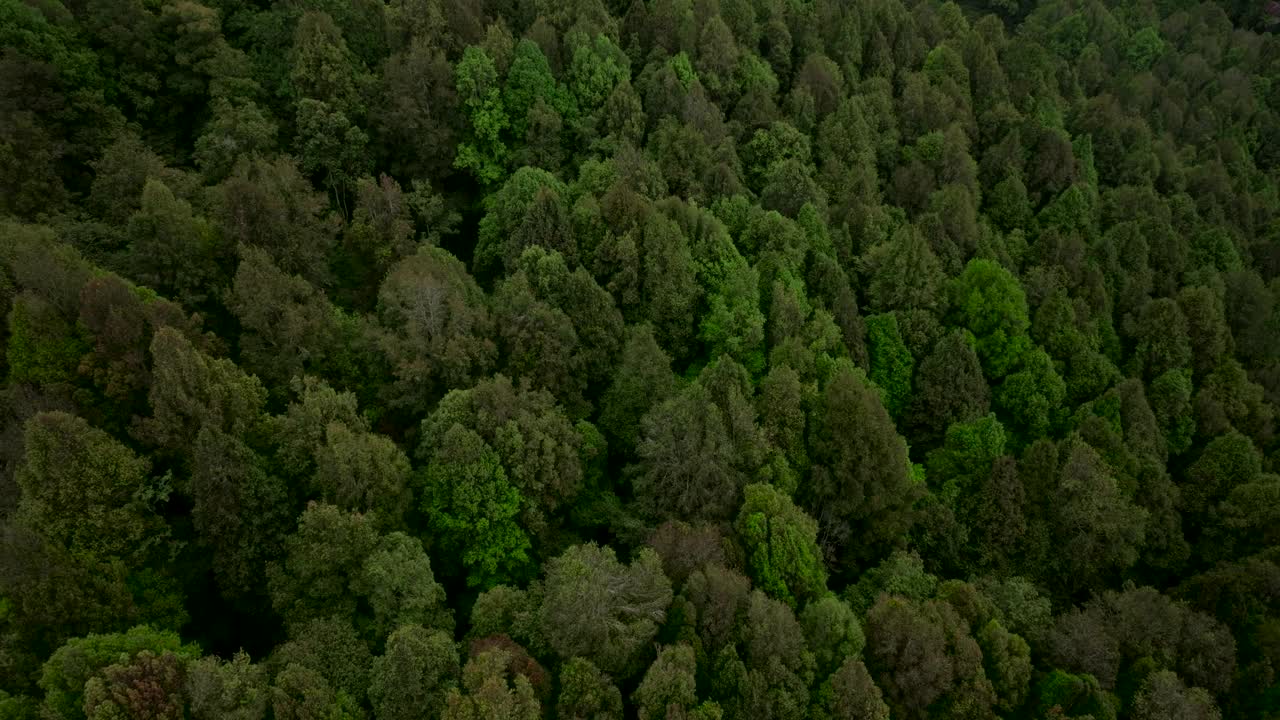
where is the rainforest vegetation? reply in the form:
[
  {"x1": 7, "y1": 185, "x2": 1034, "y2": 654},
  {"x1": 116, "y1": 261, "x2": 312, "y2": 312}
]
[{"x1": 2, "y1": 0, "x2": 1280, "y2": 717}]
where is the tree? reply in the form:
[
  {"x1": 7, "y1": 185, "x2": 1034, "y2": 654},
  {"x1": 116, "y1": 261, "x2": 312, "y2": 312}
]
[
  {"x1": 504, "y1": 40, "x2": 571, "y2": 139},
  {"x1": 186, "y1": 652, "x2": 270, "y2": 720},
  {"x1": 82, "y1": 650, "x2": 188, "y2": 720},
  {"x1": 861, "y1": 226, "x2": 947, "y2": 315},
  {"x1": 475, "y1": 167, "x2": 573, "y2": 277},
  {"x1": 909, "y1": 330, "x2": 990, "y2": 442},
  {"x1": 566, "y1": 33, "x2": 629, "y2": 120},
  {"x1": 976, "y1": 620, "x2": 1031, "y2": 713},
  {"x1": 865, "y1": 313, "x2": 914, "y2": 419},
  {"x1": 375, "y1": 246, "x2": 496, "y2": 411},
  {"x1": 374, "y1": 38, "x2": 458, "y2": 181},
  {"x1": 802, "y1": 597, "x2": 866, "y2": 678},
  {"x1": 289, "y1": 12, "x2": 367, "y2": 114},
  {"x1": 453, "y1": 46, "x2": 510, "y2": 186},
  {"x1": 1131, "y1": 671, "x2": 1219, "y2": 720},
  {"x1": 1050, "y1": 439, "x2": 1147, "y2": 593},
  {"x1": 557, "y1": 657, "x2": 623, "y2": 720},
  {"x1": 443, "y1": 648, "x2": 541, "y2": 720},
  {"x1": 213, "y1": 156, "x2": 338, "y2": 288},
  {"x1": 225, "y1": 247, "x2": 342, "y2": 394},
  {"x1": 415, "y1": 424, "x2": 532, "y2": 589},
  {"x1": 368, "y1": 626, "x2": 459, "y2": 720},
  {"x1": 190, "y1": 427, "x2": 291, "y2": 597},
  {"x1": 815, "y1": 657, "x2": 889, "y2": 720},
  {"x1": 193, "y1": 98, "x2": 277, "y2": 183},
  {"x1": 357, "y1": 533, "x2": 453, "y2": 638},
  {"x1": 294, "y1": 98, "x2": 369, "y2": 217},
  {"x1": 806, "y1": 366, "x2": 920, "y2": 573},
  {"x1": 491, "y1": 247, "x2": 624, "y2": 412},
  {"x1": 124, "y1": 178, "x2": 218, "y2": 309},
  {"x1": 948, "y1": 259, "x2": 1031, "y2": 380},
  {"x1": 269, "y1": 661, "x2": 363, "y2": 720},
  {"x1": 632, "y1": 645, "x2": 701, "y2": 720},
  {"x1": 137, "y1": 327, "x2": 266, "y2": 454},
  {"x1": 1129, "y1": 298, "x2": 1192, "y2": 381},
  {"x1": 641, "y1": 213, "x2": 702, "y2": 361},
  {"x1": 13, "y1": 412, "x2": 157, "y2": 564},
  {"x1": 633, "y1": 360, "x2": 765, "y2": 523},
  {"x1": 993, "y1": 346, "x2": 1067, "y2": 439},
  {"x1": 539, "y1": 543, "x2": 672, "y2": 678},
  {"x1": 735, "y1": 484, "x2": 827, "y2": 609},
  {"x1": 419, "y1": 375, "x2": 584, "y2": 545},
  {"x1": 266, "y1": 503, "x2": 377, "y2": 628},
  {"x1": 598, "y1": 325, "x2": 679, "y2": 453},
  {"x1": 312, "y1": 423, "x2": 412, "y2": 527},
  {"x1": 39, "y1": 625, "x2": 200, "y2": 720},
  {"x1": 864, "y1": 595, "x2": 995, "y2": 720}
]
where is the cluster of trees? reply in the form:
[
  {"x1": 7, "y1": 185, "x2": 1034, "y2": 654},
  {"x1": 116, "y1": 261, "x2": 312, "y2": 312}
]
[{"x1": 2, "y1": 0, "x2": 1279, "y2": 717}]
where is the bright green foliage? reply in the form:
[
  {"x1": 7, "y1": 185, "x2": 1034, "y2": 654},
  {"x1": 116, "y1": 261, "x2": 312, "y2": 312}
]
[
  {"x1": 865, "y1": 313, "x2": 914, "y2": 419},
  {"x1": 416, "y1": 424, "x2": 532, "y2": 588},
  {"x1": 698, "y1": 245, "x2": 766, "y2": 374},
  {"x1": 419, "y1": 374, "x2": 584, "y2": 544},
  {"x1": 1126, "y1": 27, "x2": 1164, "y2": 71},
  {"x1": 949, "y1": 259, "x2": 1031, "y2": 379},
  {"x1": 927, "y1": 413, "x2": 1006, "y2": 505},
  {"x1": 994, "y1": 346, "x2": 1066, "y2": 439},
  {"x1": 801, "y1": 597, "x2": 866, "y2": 677},
  {"x1": 505, "y1": 40, "x2": 573, "y2": 138},
  {"x1": 566, "y1": 34, "x2": 629, "y2": 116},
  {"x1": 735, "y1": 483, "x2": 827, "y2": 608},
  {"x1": 454, "y1": 46, "x2": 510, "y2": 185}
]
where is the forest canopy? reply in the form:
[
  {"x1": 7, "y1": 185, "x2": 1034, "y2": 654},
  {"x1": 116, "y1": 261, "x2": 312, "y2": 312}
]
[{"x1": 2, "y1": 0, "x2": 1280, "y2": 718}]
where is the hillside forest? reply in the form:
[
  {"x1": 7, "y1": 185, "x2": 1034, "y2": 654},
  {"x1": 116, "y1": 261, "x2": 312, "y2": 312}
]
[{"x1": 2, "y1": 0, "x2": 1280, "y2": 718}]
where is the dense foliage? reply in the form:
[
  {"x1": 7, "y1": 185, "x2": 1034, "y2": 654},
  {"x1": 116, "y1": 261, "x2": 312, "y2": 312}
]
[{"x1": 2, "y1": 0, "x2": 1279, "y2": 718}]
